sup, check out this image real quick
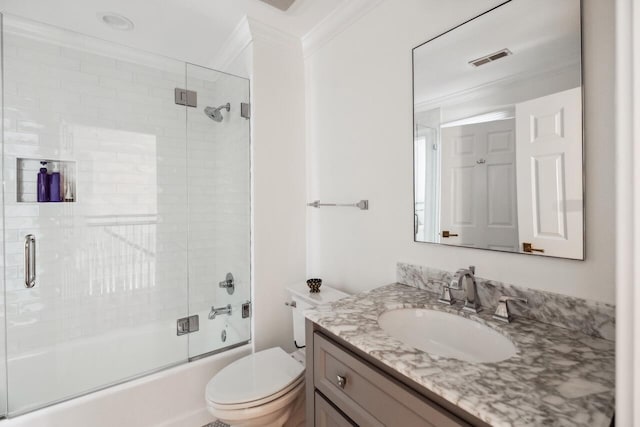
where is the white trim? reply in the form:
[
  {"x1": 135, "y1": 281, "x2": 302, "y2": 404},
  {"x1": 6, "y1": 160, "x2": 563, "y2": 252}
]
[
  {"x1": 208, "y1": 16, "x2": 253, "y2": 72},
  {"x1": 2, "y1": 13, "x2": 184, "y2": 73},
  {"x1": 301, "y1": 0, "x2": 384, "y2": 58},
  {"x1": 247, "y1": 17, "x2": 301, "y2": 48},
  {"x1": 615, "y1": 0, "x2": 640, "y2": 425},
  {"x1": 212, "y1": 1, "x2": 384, "y2": 64}
]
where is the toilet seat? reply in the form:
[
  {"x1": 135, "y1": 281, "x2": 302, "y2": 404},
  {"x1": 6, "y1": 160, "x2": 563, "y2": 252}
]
[
  {"x1": 206, "y1": 347, "x2": 305, "y2": 410},
  {"x1": 207, "y1": 380, "x2": 305, "y2": 426},
  {"x1": 207, "y1": 375, "x2": 304, "y2": 410}
]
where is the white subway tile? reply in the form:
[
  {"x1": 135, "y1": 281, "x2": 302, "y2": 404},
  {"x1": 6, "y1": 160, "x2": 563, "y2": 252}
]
[{"x1": 80, "y1": 62, "x2": 133, "y2": 81}]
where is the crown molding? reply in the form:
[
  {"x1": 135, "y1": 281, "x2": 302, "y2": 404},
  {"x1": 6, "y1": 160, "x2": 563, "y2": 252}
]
[
  {"x1": 208, "y1": 16, "x2": 253, "y2": 71},
  {"x1": 210, "y1": 1, "x2": 382, "y2": 67},
  {"x1": 211, "y1": 1, "x2": 383, "y2": 66},
  {"x1": 209, "y1": 15, "x2": 302, "y2": 72},
  {"x1": 3, "y1": 14, "x2": 185, "y2": 73},
  {"x1": 302, "y1": 0, "x2": 385, "y2": 58},
  {"x1": 247, "y1": 17, "x2": 301, "y2": 48}
]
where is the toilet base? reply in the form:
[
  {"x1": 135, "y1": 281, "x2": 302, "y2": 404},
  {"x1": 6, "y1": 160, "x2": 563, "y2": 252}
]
[
  {"x1": 209, "y1": 381, "x2": 305, "y2": 427},
  {"x1": 283, "y1": 390, "x2": 305, "y2": 427}
]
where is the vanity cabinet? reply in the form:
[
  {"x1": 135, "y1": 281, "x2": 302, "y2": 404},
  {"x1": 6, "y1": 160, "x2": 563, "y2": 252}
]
[
  {"x1": 315, "y1": 392, "x2": 356, "y2": 427},
  {"x1": 306, "y1": 321, "x2": 486, "y2": 427}
]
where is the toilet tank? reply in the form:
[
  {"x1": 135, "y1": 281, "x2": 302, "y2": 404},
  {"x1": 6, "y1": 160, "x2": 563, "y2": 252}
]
[{"x1": 286, "y1": 283, "x2": 349, "y2": 348}]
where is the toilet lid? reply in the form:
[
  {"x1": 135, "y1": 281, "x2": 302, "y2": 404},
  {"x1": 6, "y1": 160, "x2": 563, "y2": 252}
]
[{"x1": 206, "y1": 347, "x2": 305, "y2": 406}]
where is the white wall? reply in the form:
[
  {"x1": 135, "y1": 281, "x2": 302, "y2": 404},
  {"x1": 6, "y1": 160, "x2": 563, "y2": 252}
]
[
  {"x1": 212, "y1": 18, "x2": 306, "y2": 354},
  {"x1": 427, "y1": 64, "x2": 581, "y2": 123},
  {"x1": 249, "y1": 20, "x2": 307, "y2": 352},
  {"x1": 306, "y1": 0, "x2": 615, "y2": 304},
  {"x1": 614, "y1": 0, "x2": 640, "y2": 422}
]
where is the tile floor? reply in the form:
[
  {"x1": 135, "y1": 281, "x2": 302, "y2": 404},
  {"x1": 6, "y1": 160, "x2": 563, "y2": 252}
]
[{"x1": 202, "y1": 421, "x2": 229, "y2": 427}]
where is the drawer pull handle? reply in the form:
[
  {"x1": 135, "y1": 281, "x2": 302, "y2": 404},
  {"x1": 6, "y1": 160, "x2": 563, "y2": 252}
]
[{"x1": 336, "y1": 375, "x2": 347, "y2": 389}]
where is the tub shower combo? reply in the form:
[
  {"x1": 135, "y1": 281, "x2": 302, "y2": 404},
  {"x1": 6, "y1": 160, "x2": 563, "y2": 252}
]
[{"x1": 0, "y1": 14, "x2": 251, "y2": 417}]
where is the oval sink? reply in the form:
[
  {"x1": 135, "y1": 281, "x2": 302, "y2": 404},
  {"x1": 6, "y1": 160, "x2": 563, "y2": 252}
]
[{"x1": 377, "y1": 309, "x2": 516, "y2": 363}]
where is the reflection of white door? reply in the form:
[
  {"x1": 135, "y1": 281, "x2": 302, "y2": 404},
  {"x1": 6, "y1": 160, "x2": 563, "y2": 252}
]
[
  {"x1": 414, "y1": 127, "x2": 440, "y2": 242},
  {"x1": 515, "y1": 87, "x2": 583, "y2": 259},
  {"x1": 440, "y1": 119, "x2": 518, "y2": 250}
]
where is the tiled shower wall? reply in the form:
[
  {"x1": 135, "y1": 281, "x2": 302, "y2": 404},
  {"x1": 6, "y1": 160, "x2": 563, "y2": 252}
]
[
  {"x1": 1, "y1": 16, "x2": 250, "y2": 414},
  {"x1": 3, "y1": 25, "x2": 188, "y2": 354}
]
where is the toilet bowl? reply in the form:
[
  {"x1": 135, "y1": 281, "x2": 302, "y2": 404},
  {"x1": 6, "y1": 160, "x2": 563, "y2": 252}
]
[
  {"x1": 205, "y1": 347, "x2": 305, "y2": 427},
  {"x1": 205, "y1": 284, "x2": 349, "y2": 427}
]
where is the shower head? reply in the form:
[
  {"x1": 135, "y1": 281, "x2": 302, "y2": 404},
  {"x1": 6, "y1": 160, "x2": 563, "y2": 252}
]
[{"x1": 204, "y1": 103, "x2": 230, "y2": 122}]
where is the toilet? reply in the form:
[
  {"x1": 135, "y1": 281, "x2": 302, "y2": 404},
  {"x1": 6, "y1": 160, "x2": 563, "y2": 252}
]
[{"x1": 205, "y1": 283, "x2": 349, "y2": 427}]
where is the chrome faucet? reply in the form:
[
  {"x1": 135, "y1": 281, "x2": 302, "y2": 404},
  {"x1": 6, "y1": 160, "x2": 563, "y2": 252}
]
[
  {"x1": 438, "y1": 266, "x2": 481, "y2": 313},
  {"x1": 493, "y1": 296, "x2": 527, "y2": 323},
  {"x1": 209, "y1": 304, "x2": 232, "y2": 320}
]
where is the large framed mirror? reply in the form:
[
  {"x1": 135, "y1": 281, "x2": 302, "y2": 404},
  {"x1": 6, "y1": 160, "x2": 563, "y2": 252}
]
[{"x1": 412, "y1": 0, "x2": 584, "y2": 260}]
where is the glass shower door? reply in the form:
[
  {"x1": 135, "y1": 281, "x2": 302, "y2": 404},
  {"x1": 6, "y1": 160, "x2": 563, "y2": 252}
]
[
  {"x1": 186, "y1": 64, "x2": 251, "y2": 358},
  {"x1": 2, "y1": 15, "x2": 190, "y2": 415}
]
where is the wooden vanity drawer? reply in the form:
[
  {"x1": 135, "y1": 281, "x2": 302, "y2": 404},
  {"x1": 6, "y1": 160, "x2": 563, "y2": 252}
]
[
  {"x1": 315, "y1": 392, "x2": 356, "y2": 427},
  {"x1": 313, "y1": 332, "x2": 468, "y2": 427}
]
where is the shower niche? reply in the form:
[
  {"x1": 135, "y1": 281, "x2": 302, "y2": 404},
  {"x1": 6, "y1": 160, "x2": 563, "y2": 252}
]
[{"x1": 16, "y1": 158, "x2": 76, "y2": 203}]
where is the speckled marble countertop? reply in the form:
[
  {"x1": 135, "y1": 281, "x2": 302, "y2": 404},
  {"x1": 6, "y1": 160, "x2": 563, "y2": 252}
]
[{"x1": 305, "y1": 283, "x2": 615, "y2": 427}]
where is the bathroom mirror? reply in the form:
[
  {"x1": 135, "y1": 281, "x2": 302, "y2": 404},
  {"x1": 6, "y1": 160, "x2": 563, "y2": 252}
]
[{"x1": 412, "y1": 0, "x2": 584, "y2": 260}]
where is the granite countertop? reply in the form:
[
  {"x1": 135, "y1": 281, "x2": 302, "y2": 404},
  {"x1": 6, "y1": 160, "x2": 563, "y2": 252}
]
[{"x1": 305, "y1": 283, "x2": 615, "y2": 427}]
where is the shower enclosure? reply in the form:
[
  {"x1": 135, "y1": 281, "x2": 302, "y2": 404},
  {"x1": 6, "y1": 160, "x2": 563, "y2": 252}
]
[{"x1": 0, "y1": 14, "x2": 251, "y2": 416}]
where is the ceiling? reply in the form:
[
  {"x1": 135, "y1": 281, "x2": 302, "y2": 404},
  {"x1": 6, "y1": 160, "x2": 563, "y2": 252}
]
[
  {"x1": 0, "y1": 0, "x2": 344, "y2": 65},
  {"x1": 413, "y1": 0, "x2": 581, "y2": 107}
]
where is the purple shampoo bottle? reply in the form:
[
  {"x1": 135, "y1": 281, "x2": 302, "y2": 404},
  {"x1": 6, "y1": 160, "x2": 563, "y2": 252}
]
[
  {"x1": 37, "y1": 162, "x2": 49, "y2": 202},
  {"x1": 49, "y1": 162, "x2": 61, "y2": 202}
]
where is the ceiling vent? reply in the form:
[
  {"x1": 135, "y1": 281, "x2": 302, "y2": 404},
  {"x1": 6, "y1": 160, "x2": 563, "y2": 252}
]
[
  {"x1": 258, "y1": 0, "x2": 297, "y2": 11},
  {"x1": 469, "y1": 49, "x2": 512, "y2": 67}
]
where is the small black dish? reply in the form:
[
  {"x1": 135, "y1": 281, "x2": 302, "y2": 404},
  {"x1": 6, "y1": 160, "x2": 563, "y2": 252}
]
[{"x1": 307, "y1": 278, "x2": 322, "y2": 293}]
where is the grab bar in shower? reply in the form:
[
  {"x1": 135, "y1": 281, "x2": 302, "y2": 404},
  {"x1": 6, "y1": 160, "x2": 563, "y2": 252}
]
[
  {"x1": 24, "y1": 234, "x2": 36, "y2": 288},
  {"x1": 307, "y1": 200, "x2": 369, "y2": 210}
]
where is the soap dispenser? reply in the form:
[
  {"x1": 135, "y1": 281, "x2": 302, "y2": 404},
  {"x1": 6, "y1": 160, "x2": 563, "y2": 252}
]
[
  {"x1": 37, "y1": 162, "x2": 49, "y2": 202},
  {"x1": 63, "y1": 163, "x2": 74, "y2": 202},
  {"x1": 49, "y1": 162, "x2": 61, "y2": 202}
]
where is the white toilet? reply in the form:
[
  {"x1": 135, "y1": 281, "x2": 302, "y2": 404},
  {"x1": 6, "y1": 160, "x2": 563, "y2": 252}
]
[{"x1": 205, "y1": 283, "x2": 349, "y2": 427}]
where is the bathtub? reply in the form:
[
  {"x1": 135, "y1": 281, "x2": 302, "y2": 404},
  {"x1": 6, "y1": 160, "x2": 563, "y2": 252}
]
[{"x1": 0, "y1": 343, "x2": 251, "y2": 427}]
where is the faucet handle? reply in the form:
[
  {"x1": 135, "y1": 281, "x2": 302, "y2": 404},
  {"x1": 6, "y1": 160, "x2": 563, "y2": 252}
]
[
  {"x1": 493, "y1": 296, "x2": 527, "y2": 323},
  {"x1": 438, "y1": 284, "x2": 456, "y2": 305}
]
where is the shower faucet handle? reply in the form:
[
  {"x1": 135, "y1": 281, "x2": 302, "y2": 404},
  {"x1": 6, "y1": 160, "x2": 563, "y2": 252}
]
[{"x1": 219, "y1": 273, "x2": 235, "y2": 295}]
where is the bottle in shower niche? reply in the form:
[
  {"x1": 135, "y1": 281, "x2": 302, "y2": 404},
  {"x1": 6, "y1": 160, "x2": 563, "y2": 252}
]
[
  {"x1": 37, "y1": 162, "x2": 49, "y2": 202},
  {"x1": 63, "y1": 163, "x2": 74, "y2": 202},
  {"x1": 49, "y1": 162, "x2": 61, "y2": 202}
]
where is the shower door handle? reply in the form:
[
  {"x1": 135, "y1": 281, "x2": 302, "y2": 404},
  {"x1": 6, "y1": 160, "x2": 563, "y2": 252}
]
[{"x1": 24, "y1": 234, "x2": 36, "y2": 288}]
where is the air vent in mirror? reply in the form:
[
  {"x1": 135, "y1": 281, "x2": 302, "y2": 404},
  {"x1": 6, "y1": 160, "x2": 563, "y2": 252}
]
[{"x1": 469, "y1": 49, "x2": 512, "y2": 67}]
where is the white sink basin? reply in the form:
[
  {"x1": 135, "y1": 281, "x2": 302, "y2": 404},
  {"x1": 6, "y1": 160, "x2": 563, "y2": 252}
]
[{"x1": 377, "y1": 308, "x2": 517, "y2": 363}]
